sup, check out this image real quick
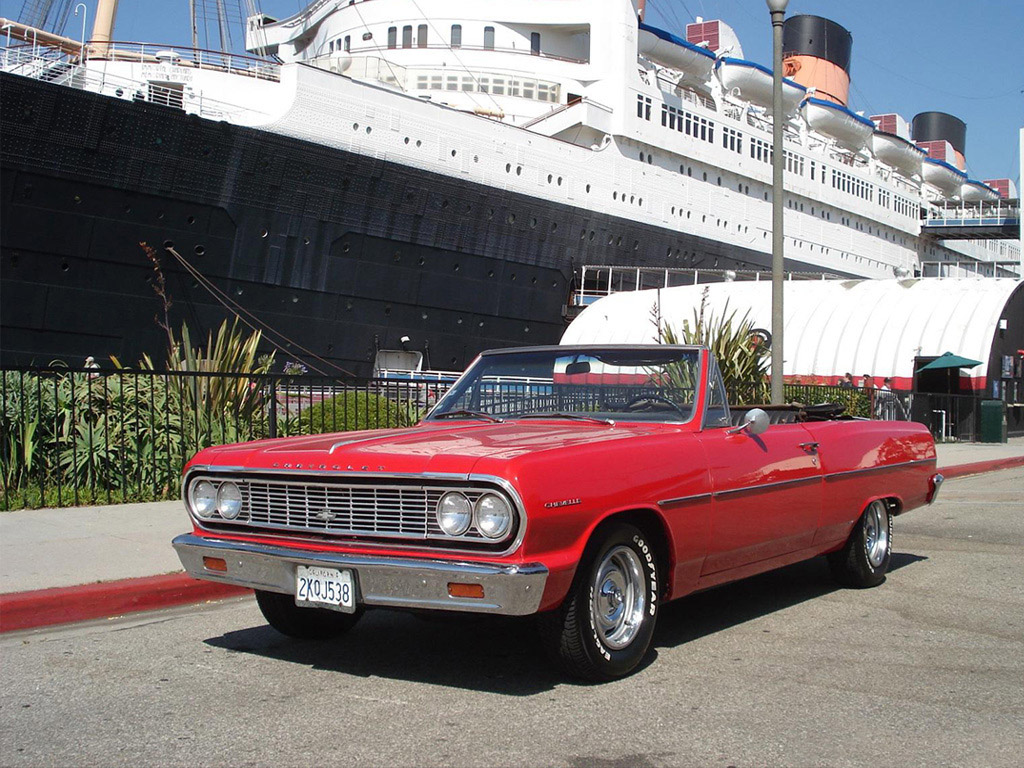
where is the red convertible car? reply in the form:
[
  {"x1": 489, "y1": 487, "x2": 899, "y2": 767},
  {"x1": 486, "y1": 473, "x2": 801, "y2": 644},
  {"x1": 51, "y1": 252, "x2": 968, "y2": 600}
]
[{"x1": 174, "y1": 345, "x2": 942, "y2": 680}]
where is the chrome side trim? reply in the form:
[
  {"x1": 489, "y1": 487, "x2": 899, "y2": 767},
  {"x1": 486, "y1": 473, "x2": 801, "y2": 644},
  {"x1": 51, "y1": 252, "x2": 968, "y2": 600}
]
[
  {"x1": 173, "y1": 533, "x2": 547, "y2": 616},
  {"x1": 657, "y1": 492, "x2": 712, "y2": 509},
  {"x1": 823, "y1": 458, "x2": 937, "y2": 481},
  {"x1": 714, "y1": 475, "x2": 820, "y2": 498}
]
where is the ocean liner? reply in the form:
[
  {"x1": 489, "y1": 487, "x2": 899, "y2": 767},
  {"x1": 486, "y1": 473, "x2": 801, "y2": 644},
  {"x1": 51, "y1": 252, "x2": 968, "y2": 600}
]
[{"x1": 0, "y1": 0, "x2": 1014, "y2": 373}]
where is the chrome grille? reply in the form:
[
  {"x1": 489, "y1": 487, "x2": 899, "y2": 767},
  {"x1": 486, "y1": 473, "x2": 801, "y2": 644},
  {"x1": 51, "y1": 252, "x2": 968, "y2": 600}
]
[{"x1": 191, "y1": 476, "x2": 514, "y2": 543}]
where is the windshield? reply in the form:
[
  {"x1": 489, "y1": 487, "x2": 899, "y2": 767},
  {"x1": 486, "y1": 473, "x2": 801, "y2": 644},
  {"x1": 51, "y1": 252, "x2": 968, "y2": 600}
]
[{"x1": 427, "y1": 347, "x2": 703, "y2": 424}]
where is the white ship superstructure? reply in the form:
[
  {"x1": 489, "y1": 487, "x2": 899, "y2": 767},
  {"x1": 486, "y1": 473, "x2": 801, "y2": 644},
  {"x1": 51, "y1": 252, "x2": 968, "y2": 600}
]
[{"x1": 0, "y1": 0, "x2": 1018, "y2": 370}]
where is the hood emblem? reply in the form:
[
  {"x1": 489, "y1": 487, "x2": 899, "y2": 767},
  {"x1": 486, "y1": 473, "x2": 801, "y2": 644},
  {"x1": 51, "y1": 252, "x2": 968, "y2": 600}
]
[{"x1": 314, "y1": 508, "x2": 337, "y2": 522}]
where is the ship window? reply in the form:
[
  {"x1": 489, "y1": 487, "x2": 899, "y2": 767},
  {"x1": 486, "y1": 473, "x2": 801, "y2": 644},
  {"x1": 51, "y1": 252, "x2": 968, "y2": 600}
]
[
  {"x1": 344, "y1": 35, "x2": 350, "y2": 52},
  {"x1": 484, "y1": 26, "x2": 495, "y2": 50},
  {"x1": 330, "y1": 40, "x2": 335, "y2": 52},
  {"x1": 479, "y1": 76, "x2": 490, "y2": 93},
  {"x1": 418, "y1": 24, "x2": 428, "y2": 48},
  {"x1": 388, "y1": 27, "x2": 397, "y2": 49},
  {"x1": 531, "y1": 32, "x2": 541, "y2": 56},
  {"x1": 402, "y1": 25, "x2": 412, "y2": 48},
  {"x1": 447, "y1": 75, "x2": 458, "y2": 90},
  {"x1": 492, "y1": 77, "x2": 505, "y2": 95},
  {"x1": 451, "y1": 24, "x2": 462, "y2": 48}
]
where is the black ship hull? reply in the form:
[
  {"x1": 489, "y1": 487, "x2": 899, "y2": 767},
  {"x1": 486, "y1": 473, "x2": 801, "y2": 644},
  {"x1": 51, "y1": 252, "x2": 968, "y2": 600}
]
[{"x1": 1, "y1": 71, "x2": 827, "y2": 374}]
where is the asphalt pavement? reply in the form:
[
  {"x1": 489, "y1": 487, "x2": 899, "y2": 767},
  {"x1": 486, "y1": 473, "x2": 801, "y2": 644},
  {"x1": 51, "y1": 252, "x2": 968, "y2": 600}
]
[{"x1": 1, "y1": 468, "x2": 1021, "y2": 767}]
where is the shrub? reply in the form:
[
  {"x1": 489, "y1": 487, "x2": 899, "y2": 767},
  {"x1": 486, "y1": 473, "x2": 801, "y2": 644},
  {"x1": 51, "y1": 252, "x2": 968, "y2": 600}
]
[{"x1": 296, "y1": 390, "x2": 416, "y2": 435}]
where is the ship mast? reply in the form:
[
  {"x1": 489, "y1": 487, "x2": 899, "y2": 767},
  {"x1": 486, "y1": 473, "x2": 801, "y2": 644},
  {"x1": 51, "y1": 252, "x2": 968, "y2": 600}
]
[{"x1": 89, "y1": 0, "x2": 118, "y2": 56}]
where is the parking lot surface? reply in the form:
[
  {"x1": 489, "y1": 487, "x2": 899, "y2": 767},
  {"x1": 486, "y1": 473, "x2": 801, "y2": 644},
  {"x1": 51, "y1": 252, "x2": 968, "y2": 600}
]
[{"x1": 1, "y1": 469, "x2": 1021, "y2": 767}]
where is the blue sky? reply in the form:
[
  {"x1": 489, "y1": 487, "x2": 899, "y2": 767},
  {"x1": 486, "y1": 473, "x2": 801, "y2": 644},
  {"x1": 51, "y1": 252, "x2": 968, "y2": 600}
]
[{"x1": 8, "y1": 0, "x2": 1020, "y2": 183}]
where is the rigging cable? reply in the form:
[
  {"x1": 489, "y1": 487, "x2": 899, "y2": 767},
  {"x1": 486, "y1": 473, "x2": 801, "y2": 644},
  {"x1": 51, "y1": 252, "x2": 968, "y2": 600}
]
[{"x1": 164, "y1": 246, "x2": 356, "y2": 377}]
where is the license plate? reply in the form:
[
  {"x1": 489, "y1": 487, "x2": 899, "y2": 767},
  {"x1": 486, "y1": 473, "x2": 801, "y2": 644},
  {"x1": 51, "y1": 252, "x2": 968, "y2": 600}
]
[{"x1": 295, "y1": 566, "x2": 356, "y2": 612}]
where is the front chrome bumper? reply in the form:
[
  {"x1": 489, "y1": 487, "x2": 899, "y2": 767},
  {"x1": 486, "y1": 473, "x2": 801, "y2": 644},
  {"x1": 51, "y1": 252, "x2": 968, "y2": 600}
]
[{"x1": 172, "y1": 533, "x2": 548, "y2": 616}]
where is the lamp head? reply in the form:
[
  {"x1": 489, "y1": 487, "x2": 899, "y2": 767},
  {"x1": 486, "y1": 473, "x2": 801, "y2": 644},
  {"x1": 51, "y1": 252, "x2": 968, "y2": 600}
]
[{"x1": 766, "y1": 0, "x2": 789, "y2": 13}]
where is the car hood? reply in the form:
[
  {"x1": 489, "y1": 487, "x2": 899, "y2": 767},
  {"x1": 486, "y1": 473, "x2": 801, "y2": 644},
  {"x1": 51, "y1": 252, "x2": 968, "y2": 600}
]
[{"x1": 191, "y1": 421, "x2": 667, "y2": 477}]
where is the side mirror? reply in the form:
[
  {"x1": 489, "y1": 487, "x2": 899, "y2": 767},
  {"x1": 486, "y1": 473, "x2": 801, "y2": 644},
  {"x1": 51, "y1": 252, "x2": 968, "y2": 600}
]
[{"x1": 727, "y1": 408, "x2": 770, "y2": 436}]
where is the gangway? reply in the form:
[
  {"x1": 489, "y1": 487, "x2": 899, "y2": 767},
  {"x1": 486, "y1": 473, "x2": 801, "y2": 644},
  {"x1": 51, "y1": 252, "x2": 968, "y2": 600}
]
[{"x1": 921, "y1": 199, "x2": 1020, "y2": 240}]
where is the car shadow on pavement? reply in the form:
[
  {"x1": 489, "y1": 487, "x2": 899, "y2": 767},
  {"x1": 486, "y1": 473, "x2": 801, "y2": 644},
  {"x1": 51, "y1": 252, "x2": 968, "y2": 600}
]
[
  {"x1": 204, "y1": 609, "x2": 564, "y2": 695},
  {"x1": 203, "y1": 552, "x2": 927, "y2": 694},
  {"x1": 654, "y1": 552, "x2": 927, "y2": 648}
]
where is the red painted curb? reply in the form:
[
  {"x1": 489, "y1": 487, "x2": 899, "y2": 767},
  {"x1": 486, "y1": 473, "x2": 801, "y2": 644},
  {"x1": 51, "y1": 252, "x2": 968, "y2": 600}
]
[
  {"x1": 0, "y1": 573, "x2": 249, "y2": 633},
  {"x1": 943, "y1": 454, "x2": 1024, "y2": 479}
]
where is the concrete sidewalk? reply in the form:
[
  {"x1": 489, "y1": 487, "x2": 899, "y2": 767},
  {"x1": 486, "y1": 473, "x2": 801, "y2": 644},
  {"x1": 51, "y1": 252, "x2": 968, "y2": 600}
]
[{"x1": 1, "y1": 437, "x2": 1021, "y2": 631}]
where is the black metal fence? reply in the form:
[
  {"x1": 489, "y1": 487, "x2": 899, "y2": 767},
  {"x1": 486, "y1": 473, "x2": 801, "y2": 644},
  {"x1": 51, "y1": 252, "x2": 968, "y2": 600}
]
[
  {"x1": 0, "y1": 365, "x2": 969, "y2": 510},
  {"x1": 0, "y1": 367, "x2": 453, "y2": 511}
]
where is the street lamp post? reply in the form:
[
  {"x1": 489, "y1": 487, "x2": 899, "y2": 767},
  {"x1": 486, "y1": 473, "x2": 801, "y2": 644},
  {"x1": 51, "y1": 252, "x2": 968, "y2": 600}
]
[{"x1": 767, "y1": 0, "x2": 788, "y2": 405}]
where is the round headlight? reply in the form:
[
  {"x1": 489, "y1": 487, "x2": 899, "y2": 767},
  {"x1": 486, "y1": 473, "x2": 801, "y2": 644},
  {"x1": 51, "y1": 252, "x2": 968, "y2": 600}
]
[
  {"x1": 475, "y1": 493, "x2": 512, "y2": 539},
  {"x1": 437, "y1": 492, "x2": 472, "y2": 536},
  {"x1": 217, "y1": 481, "x2": 243, "y2": 520},
  {"x1": 190, "y1": 480, "x2": 217, "y2": 519}
]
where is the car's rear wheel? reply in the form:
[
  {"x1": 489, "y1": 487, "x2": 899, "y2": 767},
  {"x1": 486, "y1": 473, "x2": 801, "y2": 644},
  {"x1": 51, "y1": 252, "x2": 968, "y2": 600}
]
[
  {"x1": 828, "y1": 499, "x2": 892, "y2": 588},
  {"x1": 541, "y1": 523, "x2": 660, "y2": 681},
  {"x1": 254, "y1": 589, "x2": 363, "y2": 639}
]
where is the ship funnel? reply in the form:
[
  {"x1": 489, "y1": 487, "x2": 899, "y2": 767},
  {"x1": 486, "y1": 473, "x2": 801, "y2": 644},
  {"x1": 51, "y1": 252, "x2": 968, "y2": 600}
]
[
  {"x1": 782, "y1": 15, "x2": 852, "y2": 106},
  {"x1": 912, "y1": 112, "x2": 967, "y2": 171}
]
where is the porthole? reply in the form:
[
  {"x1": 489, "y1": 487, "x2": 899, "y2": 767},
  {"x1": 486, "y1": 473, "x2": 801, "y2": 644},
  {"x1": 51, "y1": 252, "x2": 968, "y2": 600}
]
[
  {"x1": 421, "y1": 312, "x2": 428, "y2": 320},
  {"x1": 186, "y1": 216, "x2": 195, "y2": 225},
  {"x1": 487, "y1": 270, "x2": 494, "y2": 277},
  {"x1": 717, "y1": 176, "x2": 721, "y2": 186},
  {"x1": 511, "y1": 273, "x2": 517, "y2": 281},
  {"x1": 557, "y1": 177, "x2": 563, "y2": 186},
  {"x1": 638, "y1": 198, "x2": 643, "y2": 206},
  {"x1": 547, "y1": 174, "x2": 553, "y2": 183},
  {"x1": 123, "y1": 205, "x2": 131, "y2": 214},
  {"x1": 260, "y1": 228, "x2": 269, "y2": 238},
  {"x1": 507, "y1": 213, "x2": 516, "y2": 224},
  {"x1": 61, "y1": 261, "x2": 70, "y2": 272},
  {"x1": 366, "y1": 126, "x2": 372, "y2": 134},
  {"x1": 291, "y1": 296, "x2": 299, "y2": 304},
  {"x1": 505, "y1": 163, "x2": 512, "y2": 173},
  {"x1": 453, "y1": 264, "x2": 461, "y2": 272},
  {"x1": 303, "y1": 237, "x2": 310, "y2": 245},
  {"x1": 404, "y1": 137, "x2": 410, "y2": 144},
  {"x1": 163, "y1": 240, "x2": 174, "y2": 249},
  {"x1": 585, "y1": 184, "x2": 591, "y2": 193},
  {"x1": 530, "y1": 217, "x2": 537, "y2": 228},
  {"x1": 516, "y1": 166, "x2": 522, "y2": 176},
  {"x1": 384, "y1": 305, "x2": 391, "y2": 315},
  {"x1": 451, "y1": 149, "x2": 457, "y2": 157},
  {"x1": 418, "y1": 257, "x2": 425, "y2": 266},
  {"x1": 531, "y1": 277, "x2": 537, "y2": 284},
  {"x1": 352, "y1": 123, "x2": 359, "y2": 130},
  {"x1": 416, "y1": 139, "x2": 422, "y2": 147},
  {"x1": 474, "y1": 155, "x2": 479, "y2": 163},
  {"x1": 613, "y1": 192, "x2": 618, "y2": 200},
  {"x1": 702, "y1": 172, "x2": 707, "y2": 181},
  {"x1": 550, "y1": 222, "x2": 558, "y2": 232},
  {"x1": 629, "y1": 195, "x2": 635, "y2": 204},
  {"x1": 194, "y1": 245, "x2": 206, "y2": 256},
  {"x1": 73, "y1": 194, "x2": 82, "y2": 204},
  {"x1": 588, "y1": 231, "x2": 595, "y2": 241}
]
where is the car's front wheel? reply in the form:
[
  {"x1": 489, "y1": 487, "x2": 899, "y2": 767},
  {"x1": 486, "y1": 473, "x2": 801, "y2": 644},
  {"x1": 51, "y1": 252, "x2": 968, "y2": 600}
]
[
  {"x1": 828, "y1": 499, "x2": 893, "y2": 588},
  {"x1": 254, "y1": 589, "x2": 363, "y2": 639},
  {"x1": 541, "y1": 523, "x2": 660, "y2": 681}
]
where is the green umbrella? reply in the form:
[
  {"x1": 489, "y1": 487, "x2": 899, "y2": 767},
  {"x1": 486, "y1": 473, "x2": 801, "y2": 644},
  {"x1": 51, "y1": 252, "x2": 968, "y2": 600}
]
[{"x1": 917, "y1": 352, "x2": 984, "y2": 371}]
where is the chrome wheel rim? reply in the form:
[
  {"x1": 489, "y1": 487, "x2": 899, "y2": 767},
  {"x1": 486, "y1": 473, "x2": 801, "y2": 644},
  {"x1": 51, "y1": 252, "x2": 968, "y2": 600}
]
[
  {"x1": 864, "y1": 500, "x2": 890, "y2": 568},
  {"x1": 592, "y1": 545, "x2": 646, "y2": 650}
]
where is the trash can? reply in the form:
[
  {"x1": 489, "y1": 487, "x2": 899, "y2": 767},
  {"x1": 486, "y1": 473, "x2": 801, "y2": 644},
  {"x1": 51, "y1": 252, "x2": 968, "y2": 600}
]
[{"x1": 979, "y1": 399, "x2": 1008, "y2": 443}]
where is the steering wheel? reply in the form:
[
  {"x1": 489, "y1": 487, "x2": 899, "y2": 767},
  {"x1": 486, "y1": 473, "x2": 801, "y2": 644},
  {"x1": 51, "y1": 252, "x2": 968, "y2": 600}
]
[{"x1": 624, "y1": 395, "x2": 690, "y2": 420}]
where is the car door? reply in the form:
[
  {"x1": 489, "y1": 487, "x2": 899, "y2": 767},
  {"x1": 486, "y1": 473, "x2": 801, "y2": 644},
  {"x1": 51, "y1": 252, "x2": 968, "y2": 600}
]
[{"x1": 697, "y1": 419, "x2": 823, "y2": 575}]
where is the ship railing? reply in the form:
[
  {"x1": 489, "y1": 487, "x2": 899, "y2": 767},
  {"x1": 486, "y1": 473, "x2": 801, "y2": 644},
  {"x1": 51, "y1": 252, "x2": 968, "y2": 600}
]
[
  {"x1": 1, "y1": 38, "x2": 279, "y2": 81},
  {"x1": 1, "y1": 43, "x2": 272, "y2": 122},
  {"x1": 573, "y1": 265, "x2": 842, "y2": 307}
]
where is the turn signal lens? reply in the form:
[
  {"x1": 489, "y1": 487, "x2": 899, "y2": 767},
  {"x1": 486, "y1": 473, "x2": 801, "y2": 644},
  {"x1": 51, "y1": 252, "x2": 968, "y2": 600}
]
[
  {"x1": 448, "y1": 582, "x2": 485, "y2": 599},
  {"x1": 437, "y1": 492, "x2": 472, "y2": 536},
  {"x1": 217, "y1": 481, "x2": 243, "y2": 520},
  {"x1": 203, "y1": 557, "x2": 227, "y2": 572},
  {"x1": 190, "y1": 480, "x2": 217, "y2": 519},
  {"x1": 474, "y1": 493, "x2": 512, "y2": 539}
]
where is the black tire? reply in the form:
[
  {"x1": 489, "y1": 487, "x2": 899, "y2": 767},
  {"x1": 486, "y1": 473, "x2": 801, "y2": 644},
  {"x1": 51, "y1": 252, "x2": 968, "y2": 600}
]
[
  {"x1": 254, "y1": 589, "x2": 363, "y2": 639},
  {"x1": 827, "y1": 499, "x2": 893, "y2": 588},
  {"x1": 540, "y1": 523, "x2": 660, "y2": 681}
]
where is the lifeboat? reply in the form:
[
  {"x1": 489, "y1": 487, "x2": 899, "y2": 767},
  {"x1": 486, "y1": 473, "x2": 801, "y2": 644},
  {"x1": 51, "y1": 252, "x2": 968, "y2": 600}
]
[
  {"x1": 921, "y1": 157, "x2": 967, "y2": 198},
  {"x1": 801, "y1": 97, "x2": 874, "y2": 150},
  {"x1": 871, "y1": 130, "x2": 924, "y2": 177},
  {"x1": 715, "y1": 57, "x2": 806, "y2": 116},
  {"x1": 638, "y1": 22, "x2": 716, "y2": 79},
  {"x1": 961, "y1": 179, "x2": 1000, "y2": 202}
]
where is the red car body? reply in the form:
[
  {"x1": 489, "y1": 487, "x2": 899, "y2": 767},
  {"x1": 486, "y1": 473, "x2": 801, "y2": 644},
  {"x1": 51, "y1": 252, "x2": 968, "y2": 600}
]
[{"x1": 174, "y1": 345, "x2": 941, "y2": 678}]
